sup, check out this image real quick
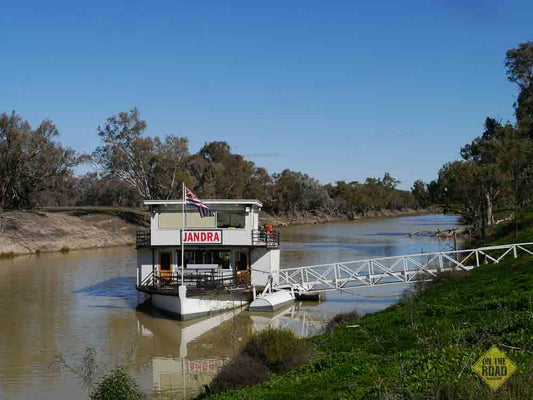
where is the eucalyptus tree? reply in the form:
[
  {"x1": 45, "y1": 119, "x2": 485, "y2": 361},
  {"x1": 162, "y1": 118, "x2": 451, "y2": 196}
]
[
  {"x1": 93, "y1": 108, "x2": 190, "y2": 200},
  {"x1": 498, "y1": 134, "x2": 533, "y2": 235},
  {"x1": 437, "y1": 161, "x2": 488, "y2": 238},
  {"x1": 505, "y1": 41, "x2": 533, "y2": 138},
  {"x1": 460, "y1": 117, "x2": 513, "y2": 226},
  {"x1": 411, "y1": 180, "x2": 430, "y2": 209},
  {"x1": 190, "y1": 141, "x2": 256, "y2": 199},
  {"x1": 271, "y1": 169, "x2": 331, "y2": 214},
  {"x1": 245, "y1": 167, "x2": 274, "y2": 209},
  {"x1": 328, "y1": 180, "x2": 362, "y2": 215},
  {"x1": 154, "y1": 136, "x2": 191, "y2": 199},
  {"x1": 0, "y1": 111, "x2": 83, "y2": 209}
]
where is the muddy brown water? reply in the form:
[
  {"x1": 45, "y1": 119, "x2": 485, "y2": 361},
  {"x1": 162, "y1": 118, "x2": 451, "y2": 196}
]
[{"x1": 0, "y1": 214, "x2": 461, "y2": 399}]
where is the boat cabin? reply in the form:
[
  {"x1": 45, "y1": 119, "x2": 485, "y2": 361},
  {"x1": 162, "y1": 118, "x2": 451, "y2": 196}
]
[{"x1": 136, "y1": 199, "x2": 280, "y2": 293}]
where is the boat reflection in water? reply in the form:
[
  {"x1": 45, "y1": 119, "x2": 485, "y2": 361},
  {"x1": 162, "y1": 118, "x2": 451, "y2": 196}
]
[{"x1": 135, "y1": 302, "x2": 327, "y2": 398}]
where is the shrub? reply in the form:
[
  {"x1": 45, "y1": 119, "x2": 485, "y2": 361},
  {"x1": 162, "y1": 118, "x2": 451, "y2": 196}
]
[
  {"x1": 59, "y1": 246, "x2": 70, "y2": 253},
  {"x1": 414, "y1": 269, "x2": 469, "y2": 294},
  {"x1": 208, "y1": 328, "x2": 316, "y2": 394},
  {"x1": 325, "y1": 310, "x2": 360, "y2": 332},
  {"x1": 89, "y1": 367, "x2": 144, "y2": 400},
  {"x1": 433, "y1": 270, "x2": 469, "y2": 283},
  {"x1": 209, "y1": 355, "x2": 269, "y2": 393},
  {"x1": 242, "y1": 327, "x2": 315, "y2": 373}
]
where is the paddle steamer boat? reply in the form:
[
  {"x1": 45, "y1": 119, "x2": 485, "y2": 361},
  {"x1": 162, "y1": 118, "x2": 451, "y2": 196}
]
[{"x1": 136, "y1": 198, "x2": 281, "y2": 319}]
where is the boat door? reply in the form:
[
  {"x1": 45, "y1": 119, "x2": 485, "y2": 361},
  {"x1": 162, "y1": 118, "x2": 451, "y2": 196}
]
[
  {"x1": 235, "y1": 249, "x2": 250, "y2": 284},
  {"x1": 159, "y1": 251, "x2": 173, "y2": 280}
]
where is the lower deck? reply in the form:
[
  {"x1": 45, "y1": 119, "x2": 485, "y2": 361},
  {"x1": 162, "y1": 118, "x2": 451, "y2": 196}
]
[{"x1": 137, "y1": 245, "x2": 280, "y2": 291}]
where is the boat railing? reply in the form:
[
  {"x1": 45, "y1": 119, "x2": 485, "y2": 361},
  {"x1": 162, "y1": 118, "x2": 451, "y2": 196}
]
[
  {"x1": 139, "y1": 269, "x2": 248, "y2": 291},
  {"x1": 252, "y1": 229, "x2": 280, "y2": 248},
  {"x1": 136, "y1": 229, "x2": 151, "y2": 247}
]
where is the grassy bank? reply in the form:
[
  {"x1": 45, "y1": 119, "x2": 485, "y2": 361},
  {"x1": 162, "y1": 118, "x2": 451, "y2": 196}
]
[
  {"x1": 208, "y1": 214, "x2": 533, "y2": 399},
  {"x1": 493, "y1": 211, "x2": 533, "y2": 245}
]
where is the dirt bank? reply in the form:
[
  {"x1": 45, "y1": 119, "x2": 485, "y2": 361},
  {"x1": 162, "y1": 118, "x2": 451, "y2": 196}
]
[
  {"x1": 0, "y1": 208, "x2": 149, "y2": 257},
  {"x1": 0, "y1": 206, "x2": 438, "y2": 258},
  {"x1": 260, "y1": 207, "x2": 436, "y2": 227}
]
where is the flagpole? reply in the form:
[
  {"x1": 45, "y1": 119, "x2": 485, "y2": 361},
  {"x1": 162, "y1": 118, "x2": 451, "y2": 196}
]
[{"x1": 181, "y1": 182, "x2": 185, "y2": 286}]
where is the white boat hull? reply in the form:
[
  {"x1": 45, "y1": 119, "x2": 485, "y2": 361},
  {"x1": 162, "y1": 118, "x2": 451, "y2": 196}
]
[{"x1": 150, "y1": 286, "x2": 251, "y2": 320}]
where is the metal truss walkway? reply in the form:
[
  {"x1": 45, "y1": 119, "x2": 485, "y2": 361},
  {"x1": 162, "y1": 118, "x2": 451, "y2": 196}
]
[{"x1": 262, "y1": 242, "x2": 533, "y2": 296}]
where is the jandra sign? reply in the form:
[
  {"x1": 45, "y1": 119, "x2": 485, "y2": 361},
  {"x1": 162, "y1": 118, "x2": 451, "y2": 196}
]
[{"x1": 182, "y1": 230, "x2": 222, "y2": 244}]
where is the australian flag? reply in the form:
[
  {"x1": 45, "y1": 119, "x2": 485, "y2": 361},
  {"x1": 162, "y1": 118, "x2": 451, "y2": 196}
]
[{"x1": 185, "y1": 186, "x2": 214, "y2": 218}]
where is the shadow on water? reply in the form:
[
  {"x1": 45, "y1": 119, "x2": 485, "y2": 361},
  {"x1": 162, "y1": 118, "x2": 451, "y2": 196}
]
[
  {"x1": 134, "y1": 300, "x2": 177, "y2": 321},
  {"x1": 75, "y1": 277, "x2": 139, "y2": 308}
]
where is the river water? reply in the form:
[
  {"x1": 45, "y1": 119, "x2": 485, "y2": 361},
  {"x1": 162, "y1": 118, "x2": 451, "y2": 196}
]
[{"x1": 0, "y1": 214, "x2": 460, "y2": 399}]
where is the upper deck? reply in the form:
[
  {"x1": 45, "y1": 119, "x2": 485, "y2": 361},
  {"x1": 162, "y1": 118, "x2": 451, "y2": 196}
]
[{"x1": 138, "y1": 199, "x2": 279, "y2": 248}]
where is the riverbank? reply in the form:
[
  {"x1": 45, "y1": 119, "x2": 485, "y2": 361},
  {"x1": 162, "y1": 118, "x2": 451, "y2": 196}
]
[
  {"x1": 0, "y1": 208, "x2": 148, "y2": 257},
  {"x1": 0, "y1": 206, "x2": 438, "y2": 257},
  {"x1": 206, "y1": 213, "x2": 533, "y2": 399},
  {"x1": 261, "y1": 207, "x2": 437, "y2": 227}
]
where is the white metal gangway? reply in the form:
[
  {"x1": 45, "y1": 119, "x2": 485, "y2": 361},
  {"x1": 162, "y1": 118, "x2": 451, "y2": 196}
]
[{"x1": 261, "y1": 242, "x2": 533, "y2": 296}]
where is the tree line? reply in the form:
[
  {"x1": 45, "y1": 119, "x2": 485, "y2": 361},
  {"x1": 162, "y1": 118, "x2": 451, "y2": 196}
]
[
  {"x1": 0, "y1": 107, "x2": 417, "y2": 215},
  {"x1": 411, "y1": 40, "x2": 533, "y2": 239},
  {"x1": 6, "y1": 41, "x2": 530, "y2": 222}
]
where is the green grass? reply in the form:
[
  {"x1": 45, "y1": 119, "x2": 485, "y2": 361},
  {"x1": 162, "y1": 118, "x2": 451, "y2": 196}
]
[
  {"x1": 208, "y1": 214, "x2": 533, "y2": 399},
  {"x1": 211, "y1": 258, "x2": 533, "y2": 399},
  {"x1": 494, "y1": 210, "x2": 533, "y2": 244}
]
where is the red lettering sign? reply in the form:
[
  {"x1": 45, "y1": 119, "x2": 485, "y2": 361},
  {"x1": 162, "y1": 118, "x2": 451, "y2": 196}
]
[
  {"x1": 185, "y1": 359, "x2": 225, "y2": 373},
  {"x1": 182, "y1": 230, "x2": 222, "y2": 244}
]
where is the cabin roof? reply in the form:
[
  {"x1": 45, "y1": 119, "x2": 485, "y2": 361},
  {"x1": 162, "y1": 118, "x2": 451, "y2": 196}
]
[{"x1": 144, "y1": 199, "x2": 263, "y2": 207}]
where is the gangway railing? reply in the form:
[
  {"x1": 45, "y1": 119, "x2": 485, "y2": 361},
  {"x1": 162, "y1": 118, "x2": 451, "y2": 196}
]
[{"x1": 262, "y1": 242, "x2": 533, "y2": 295}]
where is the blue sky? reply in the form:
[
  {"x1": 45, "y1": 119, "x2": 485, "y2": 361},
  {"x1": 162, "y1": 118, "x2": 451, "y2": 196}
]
[{"x1": 1, "y1": 1, "x2": 532, "y2": 190}]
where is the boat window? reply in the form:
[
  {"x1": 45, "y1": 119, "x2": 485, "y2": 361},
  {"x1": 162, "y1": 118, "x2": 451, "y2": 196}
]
[
  {"x1": 180, "y1": 250, "x2": 230, "y2": 269},
  {"x1": 183, "y1": 251, "x2": 194, "y2": 268},
  {"x1": 236, "y1": 250, "x2": 249, "y2": 271},
  {"x1": 216, "y1": 211, "x2": 245, "y2": 229},
  {"x1": 158, "y1": 210, "x2": 216, "y2": 229},
  {"x1": 194, "y1": 250, "x2": 212, "y2": 264},
  {"x1": 214, "y1": 251, "x2": 231, "y2": 269}
]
